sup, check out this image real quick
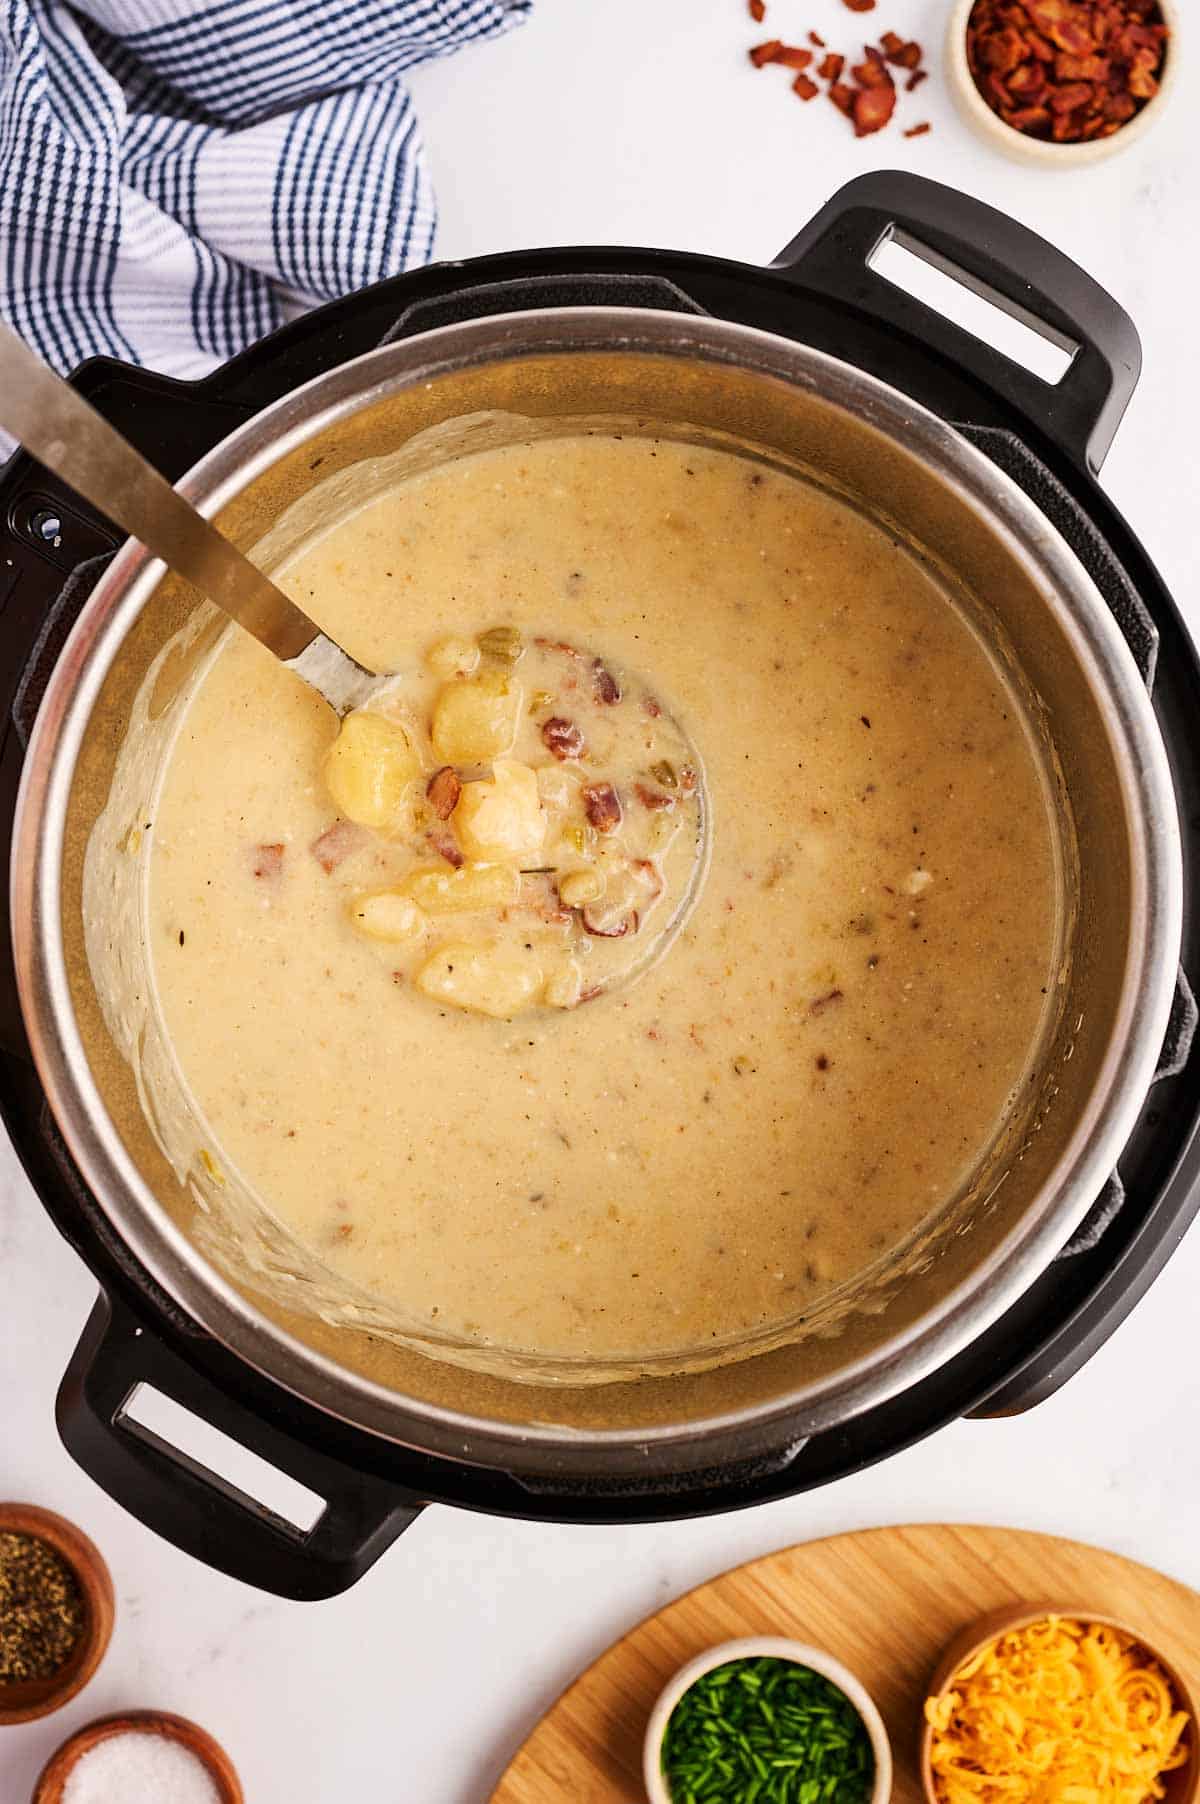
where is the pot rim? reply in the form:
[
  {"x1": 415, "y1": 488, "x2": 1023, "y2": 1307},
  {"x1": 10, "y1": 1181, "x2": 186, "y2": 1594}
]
[{"x1": 11, "y1": 306, "x2": 1183, "y2": 1470}]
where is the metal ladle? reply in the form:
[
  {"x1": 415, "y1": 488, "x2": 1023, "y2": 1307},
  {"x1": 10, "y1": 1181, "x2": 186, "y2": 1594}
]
[{"x1": 0, "y1": 322, "x2": 384, "y2": 716}]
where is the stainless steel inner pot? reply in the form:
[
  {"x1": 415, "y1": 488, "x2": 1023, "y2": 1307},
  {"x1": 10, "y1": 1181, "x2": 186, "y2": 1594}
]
[{"x1": 10, "y1": 309, "x2": 1182, "y2": 1478}]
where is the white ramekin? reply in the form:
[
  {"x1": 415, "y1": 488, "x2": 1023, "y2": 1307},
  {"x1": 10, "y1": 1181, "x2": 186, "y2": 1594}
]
[
  {"x1": 945, "y1": 0, "x2": 1180, "y2": 168},
  {"x1": 643, "y1": 1636, "x2": 893, "y2": 1804}
]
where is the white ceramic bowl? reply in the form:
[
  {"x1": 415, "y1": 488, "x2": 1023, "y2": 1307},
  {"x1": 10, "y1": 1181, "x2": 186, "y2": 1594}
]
[
  {"x1": 945, "y1": 0, "x2": 1180, "y2": 167},
  {"x1": 643, "y1": 1636, "x2": 893, "y2": 1804}
]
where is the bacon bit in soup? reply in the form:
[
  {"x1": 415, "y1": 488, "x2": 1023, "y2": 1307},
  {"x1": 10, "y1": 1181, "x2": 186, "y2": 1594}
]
[
  {"x1": 427, "y1": 827, "x2": 465, "y2": 868},
  {"x1": 632, "y1": 859, "x2": 664, "y2": 901},
  {"x1": 309, "y1": 820, "x2": 366, "y2": 874},
  {"x1": 582, "y1": 905, "x2": 637, "y2": 938},
  {"x1": 635, "y1": 783, "x2": 676, "y2": 812},
  {"x1": 584, "y1": 782, "x2": 623, "y2": 834},
  {"x1": 965, "y1": 0, "x2": 1168, "y2": 142},
  {"x1": 541, "y1": 717, "x2": 586, "y2": 760},
  {"x1": 749, "y1": 0, "x2": 765, "y2": 18},
  {"x1": 810, "y1": 988, "x2": 845, "y2": 1015},
  {"x1": 252, "y1": 842, "x2": 285, "y2": 882},
  {"x1": 426, "y1": 766, "x2": 461, "y2": 820},
  {"x1": 592, "y1": 660, "x2": 622, "y2": 705}
]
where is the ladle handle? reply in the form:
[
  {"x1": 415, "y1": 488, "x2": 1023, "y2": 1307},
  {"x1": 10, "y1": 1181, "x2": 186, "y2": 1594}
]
[
  {"x1": 773, "y1": 171, "x2": 1141, "y2": 475},
  {"x1": 58, "y1": 1292, "x2": 422, "y2": 1600},
  {"x1": 0, "y1": 322, "x2": 319, "y2": 660}
]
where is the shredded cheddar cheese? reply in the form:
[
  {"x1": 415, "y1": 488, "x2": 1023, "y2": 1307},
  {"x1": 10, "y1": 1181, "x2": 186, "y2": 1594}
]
[{"x1": 925, "y1": 1617, "x2": 1191, "y2": 1804}]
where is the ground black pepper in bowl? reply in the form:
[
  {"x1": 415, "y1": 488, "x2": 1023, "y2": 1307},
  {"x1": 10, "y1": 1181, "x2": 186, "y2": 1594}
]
[{"x1": 0, "y1": 1529, "x2": 85, "y2": 1682}]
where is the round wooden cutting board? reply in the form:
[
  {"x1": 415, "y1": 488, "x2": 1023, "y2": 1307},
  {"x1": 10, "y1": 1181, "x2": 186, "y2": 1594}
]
[{"x1": 490, "y1": 1523, "x2": 1200, "y2": 1803}]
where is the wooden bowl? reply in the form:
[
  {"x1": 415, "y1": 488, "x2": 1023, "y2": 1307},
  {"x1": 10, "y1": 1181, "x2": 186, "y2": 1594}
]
[
  {"x1": 945, "y1": 0, "x2": 1180, "y2": 168},
  {"x1": 0, "y1": 1504, "x2": 114, "y2": 1726},
  {"x1": 33, "y1": 1711, "x2": 244, "y2": 1804},
  {"x1": 920, "y1": 1604, "x2": 1199, "y2": 1804}
]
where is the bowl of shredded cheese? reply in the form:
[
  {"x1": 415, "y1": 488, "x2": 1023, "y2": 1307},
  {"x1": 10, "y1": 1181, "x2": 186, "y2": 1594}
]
[{"x1": 921, "y1": 1608, "x2": 1196, "y2": 1804}]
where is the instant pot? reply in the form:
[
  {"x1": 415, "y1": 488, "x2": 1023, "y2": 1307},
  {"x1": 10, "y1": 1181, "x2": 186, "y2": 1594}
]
[{"x1": 2, "y1": 173, "x2": 1197, "y2": 1600}]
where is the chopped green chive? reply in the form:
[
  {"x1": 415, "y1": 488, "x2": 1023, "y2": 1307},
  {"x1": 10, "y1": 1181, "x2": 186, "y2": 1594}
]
[{"x1": 661, "y1": 1657, "x2": 874, "y2": 1804}]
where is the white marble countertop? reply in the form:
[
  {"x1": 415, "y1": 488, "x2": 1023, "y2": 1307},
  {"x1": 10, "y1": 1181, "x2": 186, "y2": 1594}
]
[{"x1": 2, "y1": 2, "x2": 1198, "y2": 1798}]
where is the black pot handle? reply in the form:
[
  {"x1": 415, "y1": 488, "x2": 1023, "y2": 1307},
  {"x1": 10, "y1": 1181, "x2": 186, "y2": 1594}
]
[
  {"x1": 772, "y1": 171, "x2": 1141, "y2": 474},
  {"x1": 58, "y1": 1292, "x2": 423, "y2": 1599}
]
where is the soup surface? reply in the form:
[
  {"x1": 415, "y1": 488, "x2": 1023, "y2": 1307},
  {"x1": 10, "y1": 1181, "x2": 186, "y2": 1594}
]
[{"x1": 145, "y1": 434, "x2": 1062, "y2": 1372}]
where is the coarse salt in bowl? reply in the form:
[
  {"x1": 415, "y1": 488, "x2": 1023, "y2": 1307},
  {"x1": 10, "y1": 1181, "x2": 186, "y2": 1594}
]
[
  {"x1": 62, "y1": 1734, "x2": 219, "y2": 1804},
  {"x1": 33, "y1": 1711, "x2": 243, "y2": 1804}
]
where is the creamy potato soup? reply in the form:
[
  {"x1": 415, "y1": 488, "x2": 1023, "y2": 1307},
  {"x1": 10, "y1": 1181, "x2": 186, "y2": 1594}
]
[{"x1": 142, "y1": 434, "x2": 1063, "y2": 1374}]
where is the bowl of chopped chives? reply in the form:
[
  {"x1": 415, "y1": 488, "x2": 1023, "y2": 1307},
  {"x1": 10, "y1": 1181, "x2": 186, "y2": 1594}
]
[{"x1": 643, "y1": 1636, "x2": 892, "y2": 1804}]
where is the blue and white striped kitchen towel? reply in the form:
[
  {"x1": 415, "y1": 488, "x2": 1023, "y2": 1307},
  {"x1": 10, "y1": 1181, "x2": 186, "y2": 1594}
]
[{"x1": 0, "y1": 0, "x2": 529, "y2": 386}]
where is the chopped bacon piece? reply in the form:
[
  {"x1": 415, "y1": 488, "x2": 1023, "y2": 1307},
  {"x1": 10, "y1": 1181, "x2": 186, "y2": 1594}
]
[
  {"x1": 882, "y1": 35, "x2": 922, "y2": 67},
  {"x1": 632, "y1": 858, "x2": 665, "y2": 902},
  {"x1": 818, "y1": 51, "x2": 845, "y2": 79},
  {"x1": 591, "y1": 660, "x2": 622, "y2": 705},
  {"x1": 310, "y1": 821, "x2": 366, "y2": 874},
  {"x1": 906, "y1": 67, "x2": 929, "y2": 89},
  {"x1": 427, "y1": 827, "x2": 464, "y2": 868},
  {"x1": 776, "y1": 44, "x2": 813, "y2": 69},
  {"x1": 792, "y1": 71, "x2": 819, "y2": 97},
  {"x1": 829, "y1": 80, "x2": 856, "y2": 114},
  {"x1": 748, "y1": 0, "x2": 765, "y2": 18},
  {"x1": 1055, "y1": 50, "x2": 1108, "y2": 77},
  {"x1": 1048, "y1": 78, "x2": 1095, "y2": 110},
  {"x1": 1128, "y1": 44, "x2": 1160, "y2": 95},
  {"x1": 808, "y1": 29, "x2": 826, "y2": 46},
  {"x1": 853, "y1": 44, "x2": 892, "y2": 84},
  {"x1": 251, "y1": 842, "x2": 285, "y2": 883},
  {"x1": 542, "y1": 717, "x2": 586, "y2": 760},
  {"x1": 842, "y1": 0, "x2": 876, "y2": 10},
  {"x1": 534, "y1": 636, "x2": 584, "y2": 659},
  {"x1": 749, "y1": 37, "x2": 784, "y2": 65},
  {"x1": 853, "y1": 81, "x2": 897, "y2": 133},
  {"x1": 1006, "y1": 102, "x2": 1053, "y2": 129},
  {"x1": 634, "y1": 783, "x2": 676, "y2": 812},
  {"x1": 426, "y1": 766, "x2": 461, "y2": 820},
  {"x1": 583, "y1": 782, "x2": 623, "y2": 834},
  {"x1": 904, "y1": 120, "x2": 932, "y2": 136},
  {"x1": 1007, "y1": 62, "x2": 1049, "y2": 96},
  {"x1": 582, "y1": 906, "x2": 636, "y2": 939}
]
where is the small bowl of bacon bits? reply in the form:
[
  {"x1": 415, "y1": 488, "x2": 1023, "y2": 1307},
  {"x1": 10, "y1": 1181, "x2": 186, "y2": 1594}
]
[
  {"x1": 921, "y1": 1607, "x2": 1198, "y2": 1804},
  {"x1": 948, "y1": 0, "x2": 1177, "y2": 164}
]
